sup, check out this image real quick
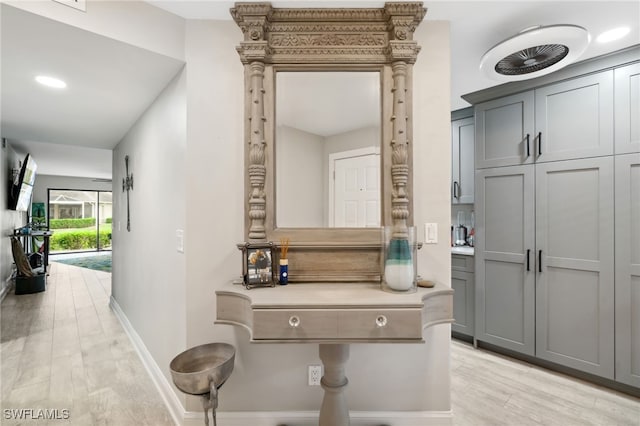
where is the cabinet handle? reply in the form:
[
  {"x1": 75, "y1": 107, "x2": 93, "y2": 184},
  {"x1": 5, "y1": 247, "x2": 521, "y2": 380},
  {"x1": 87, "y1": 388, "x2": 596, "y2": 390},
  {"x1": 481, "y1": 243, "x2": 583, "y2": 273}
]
[
  {"x1": 538, "y1": 250, "x2": 542, "y2": 273},
  {"x1": 538, "y1": 132, "x2": 542, "y2": 156},
  {"x1": 526, "y1": 249, "x2": 530, "y2": 271},
  {"x1": 525, "y1": 134, "x2": 530, "y2": 158},
  {"x1": 375, "y1": 315, "x2": 388, "y2": 328},
  {"x1": 453, "y1": 181, "x2": 459, "y2": 199},
  {"x1": 288, "y1": 315, "x2": 300, "y2": 328}
]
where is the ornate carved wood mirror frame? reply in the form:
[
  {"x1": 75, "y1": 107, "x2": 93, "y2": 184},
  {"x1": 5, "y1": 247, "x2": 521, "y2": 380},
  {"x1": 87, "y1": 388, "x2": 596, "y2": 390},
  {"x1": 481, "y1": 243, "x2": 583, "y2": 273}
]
[{"x1": 233, "y1": 2, "x2": 425, "y2": 282}]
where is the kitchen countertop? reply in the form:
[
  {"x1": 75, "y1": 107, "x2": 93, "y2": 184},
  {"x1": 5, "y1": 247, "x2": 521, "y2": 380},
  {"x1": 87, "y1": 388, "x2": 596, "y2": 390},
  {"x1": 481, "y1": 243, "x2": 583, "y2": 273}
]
[{"x1": 451, "y1": 246, "x2": 474, "y2": 256}]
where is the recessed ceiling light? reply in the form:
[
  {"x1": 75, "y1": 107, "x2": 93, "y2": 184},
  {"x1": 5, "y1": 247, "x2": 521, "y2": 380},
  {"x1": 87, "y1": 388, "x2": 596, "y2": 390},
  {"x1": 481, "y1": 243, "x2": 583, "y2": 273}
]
[
  {"x1": 596, "y1": 27, "x2": 630, "y2": 43},
  {"x1": 35, "y1": 75, "x2": 67, "y2": 89}
]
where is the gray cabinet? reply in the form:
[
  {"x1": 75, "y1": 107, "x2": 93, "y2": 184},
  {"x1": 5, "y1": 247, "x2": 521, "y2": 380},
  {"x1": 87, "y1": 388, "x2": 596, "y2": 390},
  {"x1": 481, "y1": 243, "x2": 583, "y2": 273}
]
[
  {"x1": 475, "y1": 165, "x2": 535, "y2": 355},
  {"x1": 475, "y1": 72, "x2": 614, "y2": 169},
  {"x1": 535, "y1": 157, "x2": 615, "y2": 379},
  {"x1": 452, "y1": 254, "x2": 474, "y2": 336},
  {"x1": 535, "y1": 72, "x2": 614, "y2": 163},
  {"x1": 615, "y1": 63, "x2": 640, "y2": 154},
  {"x1": 475, "y1": 91, "x2": 535, "y2": 169},
  {"x1": 476, "y1": 159, "x2": 616, "y2": 375},
  {"x1": 470, "y1": 51, "x2": 639, "y2": 388},
  {"x1": 452, "y1": 116, "x2": 475, "y2": 204},
  {"x1": 615, "y1": 153, "x2": 640, "y2": 387}
]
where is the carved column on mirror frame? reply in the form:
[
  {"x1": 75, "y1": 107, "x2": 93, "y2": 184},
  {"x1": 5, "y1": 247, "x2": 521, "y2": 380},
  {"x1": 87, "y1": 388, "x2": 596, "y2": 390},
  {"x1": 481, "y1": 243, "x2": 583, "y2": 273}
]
[
  {"x1": 231, "y1": 3, "x2": 272, "y2": 242},
  {"x1": 385, "y1": 3, "x2": 424, "y2": 240},
  {"x1": 390, "y1": 61, "x2": 410, "y2": 240},
  {"x1": 247, "y1": 61, "x2": 267, "y2": 241}
]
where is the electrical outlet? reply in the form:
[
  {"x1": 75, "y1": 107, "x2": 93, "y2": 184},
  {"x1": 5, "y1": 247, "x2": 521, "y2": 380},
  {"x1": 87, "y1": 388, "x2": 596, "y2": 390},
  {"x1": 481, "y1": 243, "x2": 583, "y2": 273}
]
[{"x1": 308, "y1": 365, "x2": 322, "y2": 386}]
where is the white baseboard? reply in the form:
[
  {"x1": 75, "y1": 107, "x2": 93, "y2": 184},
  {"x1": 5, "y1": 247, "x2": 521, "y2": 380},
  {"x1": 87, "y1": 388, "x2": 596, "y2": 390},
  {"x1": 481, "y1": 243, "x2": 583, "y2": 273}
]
[
  {"x1": 109, "y1": 298, "x2": 453, "y2": 426},
  {"x1": 0, "y1": 273, "x2": 15, "y2": 302},
  {"x1": 109, "y1": 296, "x2": 184, "y2": 426},
  {"x1": 184, "y1": 410, "x2": 453, "y2": 426}
]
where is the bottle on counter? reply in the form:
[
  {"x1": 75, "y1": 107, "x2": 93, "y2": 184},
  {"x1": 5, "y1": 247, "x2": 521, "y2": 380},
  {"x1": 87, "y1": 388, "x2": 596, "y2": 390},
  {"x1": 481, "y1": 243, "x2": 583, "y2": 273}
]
[{"x1": 467, "y1": 211, "x2": 475, "y2": 247}]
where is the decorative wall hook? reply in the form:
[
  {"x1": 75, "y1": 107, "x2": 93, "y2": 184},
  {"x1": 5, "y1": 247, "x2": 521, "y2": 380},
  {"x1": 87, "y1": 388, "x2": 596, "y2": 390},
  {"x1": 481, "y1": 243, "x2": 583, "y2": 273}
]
[{"x1": 122, "y1": 155, "x2": 133, "y2": 232}]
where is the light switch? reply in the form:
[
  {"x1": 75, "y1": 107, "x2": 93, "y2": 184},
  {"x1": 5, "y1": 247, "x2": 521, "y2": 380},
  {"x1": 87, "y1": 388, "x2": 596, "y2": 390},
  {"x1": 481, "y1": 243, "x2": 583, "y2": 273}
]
[
  {"x1": 176, "y1": 229, "x2": 184, "y2": 253},
  {"x1": 425, "y1": 223, "x2": 438, "y2": 244}
]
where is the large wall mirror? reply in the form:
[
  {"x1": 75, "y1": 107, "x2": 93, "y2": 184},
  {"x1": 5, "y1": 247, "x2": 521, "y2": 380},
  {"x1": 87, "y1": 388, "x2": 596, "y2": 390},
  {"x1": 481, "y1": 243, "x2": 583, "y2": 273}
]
[
  {"x1": 233, "y1": 2, "x2": 425, "y2": 282},
  {"x1": 276, "y1": 71, "x2": 381, "y2": 228}
]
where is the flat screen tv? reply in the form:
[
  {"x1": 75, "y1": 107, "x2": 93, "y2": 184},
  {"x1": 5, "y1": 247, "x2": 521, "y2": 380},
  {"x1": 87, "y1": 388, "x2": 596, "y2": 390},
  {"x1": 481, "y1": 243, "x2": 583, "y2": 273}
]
[{"x1": 10, "y1": 153, "x2": 37, "y2": 212}]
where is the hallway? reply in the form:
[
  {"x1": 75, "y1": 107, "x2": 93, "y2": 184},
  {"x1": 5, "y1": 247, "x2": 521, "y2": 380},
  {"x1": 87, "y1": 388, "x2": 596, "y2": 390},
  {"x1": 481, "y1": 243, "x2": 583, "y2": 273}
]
[
  {"x1": 0, "y1": 262, "x2": 173, "y2": 425},
  {"x1": 1, "y1": 261, "x2": 639, "y2": 426}
]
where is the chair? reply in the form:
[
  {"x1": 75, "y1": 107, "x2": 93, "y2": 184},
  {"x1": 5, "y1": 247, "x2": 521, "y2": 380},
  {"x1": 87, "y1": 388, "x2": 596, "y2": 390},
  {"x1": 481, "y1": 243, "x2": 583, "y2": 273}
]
[{"x1": 10, "y1": 236, "x2": 46, "y2": 294}]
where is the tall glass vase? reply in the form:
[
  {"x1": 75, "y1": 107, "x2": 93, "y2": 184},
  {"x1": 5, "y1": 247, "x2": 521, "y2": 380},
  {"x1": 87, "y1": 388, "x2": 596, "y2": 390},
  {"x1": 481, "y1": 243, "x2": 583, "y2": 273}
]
[{"x1": 382, "y1": 226, "x2": 417, "y2": 293}]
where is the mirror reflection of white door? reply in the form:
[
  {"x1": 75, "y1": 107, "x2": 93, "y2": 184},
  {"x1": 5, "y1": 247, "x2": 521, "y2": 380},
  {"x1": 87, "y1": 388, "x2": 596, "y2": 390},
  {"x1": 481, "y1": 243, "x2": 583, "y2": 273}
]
[{"x1": 329, "y1": 148, "x2": 380, "y2": 227}]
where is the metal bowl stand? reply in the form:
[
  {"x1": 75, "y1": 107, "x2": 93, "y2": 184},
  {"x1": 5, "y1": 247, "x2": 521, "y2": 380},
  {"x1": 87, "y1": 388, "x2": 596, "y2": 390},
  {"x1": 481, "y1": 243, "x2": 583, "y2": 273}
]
[{"x1": 201, "y1": 374, "x2": 220, "y2": 426}]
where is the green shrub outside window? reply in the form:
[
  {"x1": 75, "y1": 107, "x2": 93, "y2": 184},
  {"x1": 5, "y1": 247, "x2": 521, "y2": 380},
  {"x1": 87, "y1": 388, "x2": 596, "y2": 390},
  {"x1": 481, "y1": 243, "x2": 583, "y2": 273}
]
[
  {"x1": 50, "y1": 218, "x2": 96, "y2": 229},
  {"x1": 50, "y1": 229, "x2": 111, "y2": 251}
]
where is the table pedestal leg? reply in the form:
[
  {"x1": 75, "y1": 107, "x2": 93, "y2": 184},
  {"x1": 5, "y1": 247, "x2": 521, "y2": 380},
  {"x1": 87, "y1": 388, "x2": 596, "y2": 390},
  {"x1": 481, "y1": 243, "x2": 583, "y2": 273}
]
[{"x1": 319, "y1": 343, "x2": 350, "y2": 426}]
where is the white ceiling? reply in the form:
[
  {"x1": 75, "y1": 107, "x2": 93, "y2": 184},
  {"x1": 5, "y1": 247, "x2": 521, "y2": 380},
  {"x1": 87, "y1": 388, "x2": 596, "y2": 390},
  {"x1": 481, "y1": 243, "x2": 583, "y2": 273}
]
[
  {"x1": 1, "y1": 4, "x2": 184, "y2": 179},
  {"x1": 149, "y1": 0, "x2": 640, "y2": 111},
  {"x1": 277, "y1": 72, "x2": 380, "y2": 137},
  {"x1": 2, "y1": 1, "x2": 638, "y2": 179}
]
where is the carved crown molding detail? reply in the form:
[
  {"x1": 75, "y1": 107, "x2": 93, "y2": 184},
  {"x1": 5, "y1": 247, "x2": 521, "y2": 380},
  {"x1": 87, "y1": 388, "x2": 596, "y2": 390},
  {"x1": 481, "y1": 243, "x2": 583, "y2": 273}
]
[
  {"x1": 232, "y1": 2, "x2": 425, "y2": 64},
  {"x1": 270, "y1": 8, "x2": 386, "y2": 22},
  {"x1": 269, "y1": 24, "x2": 389, "y2": 33},
  {"x1": 270, "y1": 33, "x2": 387, "y2": 47}
]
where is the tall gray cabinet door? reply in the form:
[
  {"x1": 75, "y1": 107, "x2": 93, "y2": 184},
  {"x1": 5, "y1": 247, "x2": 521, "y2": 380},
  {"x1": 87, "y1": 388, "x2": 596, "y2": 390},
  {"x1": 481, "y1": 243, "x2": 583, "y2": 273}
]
[
  {"x1": 615, "y1": 153, "x2": 640, "y2": 387},
  {"x1": 475, "y1": 165, "x2": 535, "y2": 355},
  {"x1": 452, "y1": 269, "x2": 474, "y2": 336},
  {"x1": 452, "y1": 117, "x2": 475, "y2": 204},
  {"x1": 535, "y1": 71, "x2": 614, "y2": 163},
  {"x1": 614, "y1": 63, "x2": 640, "y2": 154},
  {"x1": 535, "y1": 157, "x2": 615, "y2": 379},
  {"x1": 475, "y1": 91, "x2": 535, "y2": 169}
]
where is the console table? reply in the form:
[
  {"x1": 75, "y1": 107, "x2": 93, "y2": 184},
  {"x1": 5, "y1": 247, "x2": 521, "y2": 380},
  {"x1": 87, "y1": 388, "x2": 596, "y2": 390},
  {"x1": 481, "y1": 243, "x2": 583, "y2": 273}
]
[
  {"x1": 215, "y1": 282, "x2": 453, "y2": 425},
  {"x1": 13, "y1": 229, "x2": 53, "y2": 274}
]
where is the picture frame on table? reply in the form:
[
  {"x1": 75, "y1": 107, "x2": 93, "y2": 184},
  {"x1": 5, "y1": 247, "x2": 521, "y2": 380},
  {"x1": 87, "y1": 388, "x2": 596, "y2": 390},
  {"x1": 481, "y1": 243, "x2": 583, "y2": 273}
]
[{"x1": 242, "y1": 242, "x2": 275, "y2": 289}]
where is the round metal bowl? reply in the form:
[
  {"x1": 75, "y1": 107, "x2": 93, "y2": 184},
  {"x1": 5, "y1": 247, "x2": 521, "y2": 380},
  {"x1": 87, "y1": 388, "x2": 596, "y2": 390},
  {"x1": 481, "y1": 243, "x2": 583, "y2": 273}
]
[{"x1": 170, "y1": 343, "x2": 235, "y2": 395}]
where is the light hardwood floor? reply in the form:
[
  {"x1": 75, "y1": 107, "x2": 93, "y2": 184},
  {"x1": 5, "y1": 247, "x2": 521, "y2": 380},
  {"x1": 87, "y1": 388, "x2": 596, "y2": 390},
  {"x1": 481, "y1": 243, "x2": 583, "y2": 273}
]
[
  {"x1": 2, "y1": 262, "x2": 638, "y2": 426},
  {"x1": 451, "y1": 339, "x2": 640, "y2": 425},
  {"x1": 1, "y1": 262, "x2": 173, "y2": 426}
]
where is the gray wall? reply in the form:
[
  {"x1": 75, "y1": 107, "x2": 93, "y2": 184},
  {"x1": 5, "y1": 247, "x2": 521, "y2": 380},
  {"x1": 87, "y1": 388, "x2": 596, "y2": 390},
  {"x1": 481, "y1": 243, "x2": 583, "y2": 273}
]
[
  {"x1": 276, "y1": 125, "x2": 324, "y2": 227},
  {"x1": 323, "y1": 125, "x2": 379, "y2": 155},
  {"x1": 0, "y1": 142, "x2": 27, "y2": 297},
  {"x1": 112, "y1": 67, "x2": 187, "y2": 407}
]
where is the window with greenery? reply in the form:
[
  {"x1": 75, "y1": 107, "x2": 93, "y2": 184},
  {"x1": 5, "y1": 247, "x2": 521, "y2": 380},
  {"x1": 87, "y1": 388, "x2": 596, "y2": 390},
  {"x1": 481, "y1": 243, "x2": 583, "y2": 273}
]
[{"x1": 47, "y1": 189, "x2": 112, "y2": 253}]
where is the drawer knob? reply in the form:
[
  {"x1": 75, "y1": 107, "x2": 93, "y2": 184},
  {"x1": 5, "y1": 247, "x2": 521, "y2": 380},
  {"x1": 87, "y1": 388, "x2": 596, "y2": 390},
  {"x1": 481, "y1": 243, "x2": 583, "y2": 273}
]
[
  {"x1": 375, "y1": 315, "x2": 388, "y2": 328},
  {"x1": 288, "y1": 315, "x2": 301, "y2": 328}
]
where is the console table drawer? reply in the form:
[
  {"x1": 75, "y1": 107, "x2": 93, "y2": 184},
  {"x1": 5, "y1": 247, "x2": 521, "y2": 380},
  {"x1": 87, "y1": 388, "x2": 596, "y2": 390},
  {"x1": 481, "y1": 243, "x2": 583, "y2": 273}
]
[
  {"x1": 252, "y1": 308, "x2": 423, "y2": 341},
  {"x1": 253, "y1": 310, "x2": 339, "y2": 340},
  {"x1": 338, "y1": 309, "x2": 422, "y2": 339}
]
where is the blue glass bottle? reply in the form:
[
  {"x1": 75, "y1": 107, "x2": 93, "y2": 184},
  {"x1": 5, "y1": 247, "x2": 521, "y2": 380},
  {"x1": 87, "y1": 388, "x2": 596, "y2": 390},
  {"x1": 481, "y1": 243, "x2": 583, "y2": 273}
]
[{"x1": 279, "y1": 259, "x2": 288, "y2": 285}]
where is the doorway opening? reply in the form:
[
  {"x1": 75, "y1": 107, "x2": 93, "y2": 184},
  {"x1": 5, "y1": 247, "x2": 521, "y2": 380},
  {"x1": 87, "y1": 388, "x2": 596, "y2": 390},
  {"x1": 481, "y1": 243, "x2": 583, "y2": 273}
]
[
  {"x1": 47, "y1": 189, "x2": 113, "y2": 254},
  {"x1": 328, "y1": 147, "x2": 380, "y2": 227}
]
